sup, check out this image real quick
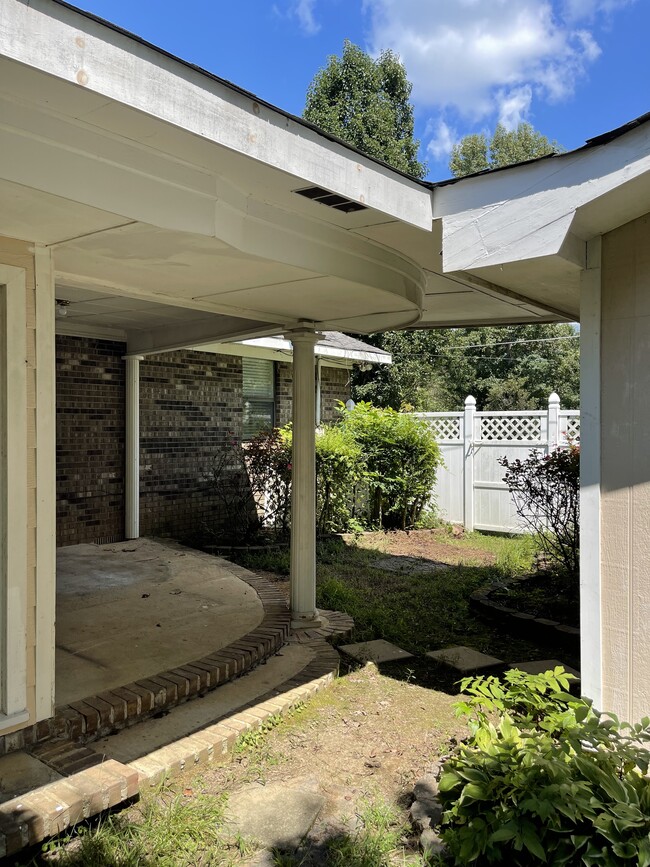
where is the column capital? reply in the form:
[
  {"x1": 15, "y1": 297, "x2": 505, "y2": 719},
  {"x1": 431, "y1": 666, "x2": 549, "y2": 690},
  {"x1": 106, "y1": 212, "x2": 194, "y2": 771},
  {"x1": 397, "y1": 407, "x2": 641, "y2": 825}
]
[
  {"x1": 285, "y1": 327, "x2": 320, "y2": 345},
  {"x1": 122, "y1": 354, "x2": 145, "y2": 361}
]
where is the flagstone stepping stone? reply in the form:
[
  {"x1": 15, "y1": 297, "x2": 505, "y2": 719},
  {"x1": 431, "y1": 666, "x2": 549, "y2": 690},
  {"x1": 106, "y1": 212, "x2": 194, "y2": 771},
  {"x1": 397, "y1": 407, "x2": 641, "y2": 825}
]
[
  {"x1": 508, "y1": 659, "x2": 581, "y2": 680},
  {"x1": 339, "y1": 639, "x2": 414, "y2": 664},
  {"x1": 371, "y1": 556, "x2": 450, "y2": 574},
  {"x1": 426, "y1": 645, "x2": 503, "y2": 673},
  {"x1": 226, "y1": 781, "x2": 325, "y2": 850}
]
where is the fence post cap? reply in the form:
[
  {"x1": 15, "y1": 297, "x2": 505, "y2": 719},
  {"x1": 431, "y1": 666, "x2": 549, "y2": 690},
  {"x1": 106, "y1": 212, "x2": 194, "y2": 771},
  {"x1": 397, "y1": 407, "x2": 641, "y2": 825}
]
[
  {"x1": 548, "y1": 391, "x2": 560, "y2": 406},
  {"x1": 465, "y1": 395, "x2": 476, "y2": 407}
]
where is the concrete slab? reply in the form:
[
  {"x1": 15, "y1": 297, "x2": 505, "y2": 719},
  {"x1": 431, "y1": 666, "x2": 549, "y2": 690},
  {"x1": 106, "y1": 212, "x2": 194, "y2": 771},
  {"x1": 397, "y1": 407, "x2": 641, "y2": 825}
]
[
  {"x1": 426, "y1": 646, "x2": 503, "y2": 673},
  {"x1": 55, "y1": 540, "x2": 264, "y2": 704},
  {"x1": 89, "y1": 644, "x2": 315, "y2": 764},
  {"x1": 508, "y1": 660, "x2": 581, "y2": 680},
  {"x1": 226, "y1": 781, "x2": 325, "y2": 850},
  {"x1": 339, "y1": 639, "x2": 413, "y2": 664},
  {"x1": 371, "y1": 556, "x2": 450, "y2": 575},
  {"x1": 0, "y1": 752, "x2": 62, "y2": 803}
]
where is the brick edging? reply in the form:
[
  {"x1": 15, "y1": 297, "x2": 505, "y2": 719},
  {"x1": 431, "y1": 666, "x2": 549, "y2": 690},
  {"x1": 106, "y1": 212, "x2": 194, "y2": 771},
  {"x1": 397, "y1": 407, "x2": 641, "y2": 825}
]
[
  {"x1": 1, "y1": 553, "x2": 290, "y2": 757},
  {"x1": 0, "y1": 627, "x2": 346, "y2": 858},
  {"x1": 470, "y1": 577, "x2": 580, "y2": 651}
]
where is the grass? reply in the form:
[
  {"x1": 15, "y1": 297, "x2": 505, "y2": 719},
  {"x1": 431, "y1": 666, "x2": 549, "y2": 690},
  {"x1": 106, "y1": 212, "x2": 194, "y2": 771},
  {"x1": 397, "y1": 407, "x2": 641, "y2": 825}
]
[
  {"x1": 27, "y1": 785, "x2": 230, "y2": 866},
  {"x1": 230, "y1": 530, "x2": 577, "y2": 672}
]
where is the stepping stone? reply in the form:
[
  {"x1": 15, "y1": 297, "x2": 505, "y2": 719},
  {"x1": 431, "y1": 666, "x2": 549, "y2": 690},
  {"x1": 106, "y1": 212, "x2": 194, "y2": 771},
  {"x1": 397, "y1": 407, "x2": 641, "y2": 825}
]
[
  {"x1": 339, "y1": 639, "x2": 414, "y2": 664},
  {"x1": 426, "y1": 646, "x2": 503, "y2": 673},
  {"x1": 226, "y1": 781, "x2": 325, "y2": 850},
  {"x1": 508, "y1": 659, "x2": 581, "y2": 680}
]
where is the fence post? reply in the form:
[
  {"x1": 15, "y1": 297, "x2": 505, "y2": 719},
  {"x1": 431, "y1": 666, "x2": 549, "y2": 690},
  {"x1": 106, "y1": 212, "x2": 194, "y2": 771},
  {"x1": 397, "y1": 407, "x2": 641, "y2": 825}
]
[
  {"x1": 463, "y1": 395, "x2": 476, "y2": 531},
  {"x1": 547, "y1": 391, "x2": 560, "y2": 452}
]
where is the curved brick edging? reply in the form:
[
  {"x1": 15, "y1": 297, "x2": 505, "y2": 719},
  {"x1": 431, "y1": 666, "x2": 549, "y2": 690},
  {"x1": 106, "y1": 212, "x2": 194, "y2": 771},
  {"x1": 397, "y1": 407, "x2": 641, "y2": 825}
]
[
  {"x1": 470, "y1": 578, "x2": 580, "y2": 652},
  {"x1": 0, "y1": 616, "x2": 351, "y2": 858},
  {"x1": 1, "y1": 552, "x2": 290, "y2": 758}
]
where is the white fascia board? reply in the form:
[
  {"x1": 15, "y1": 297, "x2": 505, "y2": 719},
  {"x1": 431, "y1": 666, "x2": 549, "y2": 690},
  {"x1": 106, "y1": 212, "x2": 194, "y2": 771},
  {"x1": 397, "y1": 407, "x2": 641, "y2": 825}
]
[
  {"x1": 1, "y1": 0, "x2": 432, "y2": 230},
  {"x1": 434, "y1": 123, "x2": 650, "y2": 272},
  {"x1": 239, "y1": 336, "x2": 392, "y2": 365},
  {"x1": 194, "y1": 342, "x2": 353, "y2": 369}
]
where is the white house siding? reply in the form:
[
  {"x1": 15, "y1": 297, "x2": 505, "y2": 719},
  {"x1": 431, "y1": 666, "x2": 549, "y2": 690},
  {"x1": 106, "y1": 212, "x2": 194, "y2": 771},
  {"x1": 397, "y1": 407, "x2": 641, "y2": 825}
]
[
  {"x1": 0, "y1": 236, "x2": 37, "y2": 734},
  {"x1": 601, "y1": 213, "x2": 650, "y2": 722}
]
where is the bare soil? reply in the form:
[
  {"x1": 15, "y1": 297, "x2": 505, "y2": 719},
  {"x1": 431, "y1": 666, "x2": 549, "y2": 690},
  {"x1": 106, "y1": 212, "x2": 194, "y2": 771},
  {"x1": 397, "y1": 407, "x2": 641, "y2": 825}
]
[{"x1": 352, "y1": 529, "x2": 496, "y2": 566}]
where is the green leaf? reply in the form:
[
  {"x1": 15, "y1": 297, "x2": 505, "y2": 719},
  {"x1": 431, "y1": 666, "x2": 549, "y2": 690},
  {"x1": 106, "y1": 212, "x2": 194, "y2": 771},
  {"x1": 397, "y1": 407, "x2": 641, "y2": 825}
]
[{"x1": 521, "y1": 823, "x2": 547, "y2": 862}]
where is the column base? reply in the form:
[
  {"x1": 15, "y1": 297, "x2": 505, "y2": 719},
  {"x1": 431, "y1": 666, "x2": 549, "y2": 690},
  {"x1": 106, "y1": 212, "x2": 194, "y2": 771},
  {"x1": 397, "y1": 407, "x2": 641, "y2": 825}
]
[{"x1": 290, "y1": 611, "x2": 328, "y2": 631}]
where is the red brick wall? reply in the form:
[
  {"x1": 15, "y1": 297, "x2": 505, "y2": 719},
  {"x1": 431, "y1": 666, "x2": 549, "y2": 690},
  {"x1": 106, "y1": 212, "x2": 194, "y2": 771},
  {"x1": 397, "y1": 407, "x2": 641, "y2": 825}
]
[
  {"x1": 276, "y1": 362, "x2": 350, "y2": 426},
  {"x1": 56, "y1": 335, "x2": 126, "y2": 546}
]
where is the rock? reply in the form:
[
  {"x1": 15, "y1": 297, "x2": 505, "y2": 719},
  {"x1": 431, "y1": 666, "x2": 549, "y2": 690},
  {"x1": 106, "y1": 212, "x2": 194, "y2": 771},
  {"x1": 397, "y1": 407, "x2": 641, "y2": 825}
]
[
  {"x1": 410, "y1": 798, "x2": 443, "y2": 831},
  {"x1": 420, "y1": 828, "x2": 446, "y2": 858},
  {"x1": 414, "y1": 773, "x2": 439, "y2": 802}
]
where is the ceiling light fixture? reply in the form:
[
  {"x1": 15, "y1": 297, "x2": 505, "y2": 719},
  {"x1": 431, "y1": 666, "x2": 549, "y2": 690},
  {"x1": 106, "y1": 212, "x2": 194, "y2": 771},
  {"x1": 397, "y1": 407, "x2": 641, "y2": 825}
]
[{"x1": 55, "y1": 299, "x2": 70, "y2": 318}]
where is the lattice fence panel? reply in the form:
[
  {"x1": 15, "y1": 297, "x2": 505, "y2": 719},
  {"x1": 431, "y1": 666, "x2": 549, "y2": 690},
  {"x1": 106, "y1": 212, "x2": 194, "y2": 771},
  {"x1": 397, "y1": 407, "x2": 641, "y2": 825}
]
[
  {"x1": 563, "y1": 416, "x2": 580, "y2": 443},
  {"x1": 479, "y1": 415, "x2": 542, "y2": 442},
  {"x1": 427, "y1": 417, "x2": 462, "y2": 441}
]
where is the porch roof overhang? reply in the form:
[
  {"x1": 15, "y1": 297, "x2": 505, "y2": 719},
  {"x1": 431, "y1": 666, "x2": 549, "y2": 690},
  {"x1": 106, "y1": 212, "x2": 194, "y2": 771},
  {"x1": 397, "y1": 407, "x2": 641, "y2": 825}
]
[{"x1": 1, "y1": 0, "x2": 649, "y2": 345}]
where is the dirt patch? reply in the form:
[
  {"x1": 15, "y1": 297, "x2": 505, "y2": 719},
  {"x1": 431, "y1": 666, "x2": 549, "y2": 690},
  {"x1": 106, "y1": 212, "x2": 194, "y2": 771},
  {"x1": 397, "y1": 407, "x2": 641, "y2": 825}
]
[{"x1": 352, "y1": 529, "x2": 497, "y2": 567}]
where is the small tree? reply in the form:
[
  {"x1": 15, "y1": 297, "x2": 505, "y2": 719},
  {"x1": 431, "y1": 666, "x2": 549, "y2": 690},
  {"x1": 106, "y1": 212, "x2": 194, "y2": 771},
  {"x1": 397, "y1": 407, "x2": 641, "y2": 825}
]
[{"x1": 499, "y1": 445, "x2": 580, "y2": 577}]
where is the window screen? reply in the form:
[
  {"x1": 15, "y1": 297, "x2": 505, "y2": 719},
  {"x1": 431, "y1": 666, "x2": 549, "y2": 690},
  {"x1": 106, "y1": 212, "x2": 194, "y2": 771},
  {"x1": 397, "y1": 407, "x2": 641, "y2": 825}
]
[{"x1": 243, "y1": 358, "x2": 275, "y2": 439}]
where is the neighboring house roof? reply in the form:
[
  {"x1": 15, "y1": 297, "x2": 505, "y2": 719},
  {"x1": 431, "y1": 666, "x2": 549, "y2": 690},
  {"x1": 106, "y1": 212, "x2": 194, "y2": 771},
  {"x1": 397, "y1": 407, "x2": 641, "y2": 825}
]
[{"x1": 200, "y1": 331, "x2": 392, "y2": 367}]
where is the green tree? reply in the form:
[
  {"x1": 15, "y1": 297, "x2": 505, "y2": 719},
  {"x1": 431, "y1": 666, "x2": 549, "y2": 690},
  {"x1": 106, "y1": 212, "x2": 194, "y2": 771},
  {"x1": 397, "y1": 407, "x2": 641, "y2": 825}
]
[
  {"x1": 449, "y1": 122, "x2": 561, "y2": 177},
  {"x1": 303, "y1": 40, "x2": 426, "y2": 178}
]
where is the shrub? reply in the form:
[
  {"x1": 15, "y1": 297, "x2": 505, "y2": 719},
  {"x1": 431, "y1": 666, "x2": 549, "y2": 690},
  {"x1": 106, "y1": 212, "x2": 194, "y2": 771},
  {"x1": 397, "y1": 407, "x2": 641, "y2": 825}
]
[
  {"x1": 438, "y1": 668, "x2": 650, "y2": 866},
  {"x1": 315, "y1": 425, "x2": 365, "y2": 535},
  {"x1": 340, "y1": 401, "x2": 442, "y2": 530},
  {"x1": 245, "y1": 426, "x2": 293, "y2": 535},
  {"x1": 499, "y1": 444, "x2": 579, "y2": 577}
]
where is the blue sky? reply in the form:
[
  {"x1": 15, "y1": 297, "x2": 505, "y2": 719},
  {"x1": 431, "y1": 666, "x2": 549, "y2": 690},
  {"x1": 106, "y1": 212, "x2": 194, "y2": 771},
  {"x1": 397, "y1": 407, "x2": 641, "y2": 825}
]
[{"x1": 72, "y1": 0, "x2": 649, "y2": 181}]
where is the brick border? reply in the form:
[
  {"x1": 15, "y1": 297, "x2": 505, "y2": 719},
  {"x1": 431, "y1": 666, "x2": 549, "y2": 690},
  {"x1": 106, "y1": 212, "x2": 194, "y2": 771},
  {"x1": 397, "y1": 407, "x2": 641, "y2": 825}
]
[
  {"x1": 1, "y1": 549, "x2": 290, "y2": 758},
  {"x1": 0, "y1": 626, "x2": 348, "y2": 858}
]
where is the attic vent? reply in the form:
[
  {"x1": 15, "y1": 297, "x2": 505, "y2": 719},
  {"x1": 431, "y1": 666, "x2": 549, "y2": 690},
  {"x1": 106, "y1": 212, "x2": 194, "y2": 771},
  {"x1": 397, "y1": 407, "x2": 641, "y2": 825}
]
[{"x1": 294, "y1": 186, "x2": 367, "y2": 213}]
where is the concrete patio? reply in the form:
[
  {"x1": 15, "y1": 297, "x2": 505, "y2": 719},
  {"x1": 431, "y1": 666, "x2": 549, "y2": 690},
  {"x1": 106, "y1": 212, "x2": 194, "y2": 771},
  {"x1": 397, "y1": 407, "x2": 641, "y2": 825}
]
[{"x1": 55, "y1": 539, "x2": 264, "y2": 705}]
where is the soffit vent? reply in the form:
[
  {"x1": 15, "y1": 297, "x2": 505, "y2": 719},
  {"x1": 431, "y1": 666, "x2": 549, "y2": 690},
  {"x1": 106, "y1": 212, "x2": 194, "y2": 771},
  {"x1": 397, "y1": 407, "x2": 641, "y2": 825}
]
[{"x1": 293, "y1": 186, "x2": 367, "y2": 213}]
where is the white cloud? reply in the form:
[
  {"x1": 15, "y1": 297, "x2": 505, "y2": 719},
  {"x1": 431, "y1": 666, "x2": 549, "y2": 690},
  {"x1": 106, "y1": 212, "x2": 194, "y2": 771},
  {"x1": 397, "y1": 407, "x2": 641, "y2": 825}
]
[
  {"x1": 294, "y1": 0, "x2": 321, "y2": 35},
  {"x1": 426, "y1": 118, "x2": 458, "y2": 159},
  {"x1": 364, "y1": 0, "x2": 628, "y2": 122}
]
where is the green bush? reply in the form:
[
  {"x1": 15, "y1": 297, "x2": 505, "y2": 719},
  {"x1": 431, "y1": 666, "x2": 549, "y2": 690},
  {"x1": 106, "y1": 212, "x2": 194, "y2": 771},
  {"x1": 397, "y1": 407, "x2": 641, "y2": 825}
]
[
  {"x1": 340, "y1": 401, "x2": 442, "y2": 529},
  {"x1": 438, "y1": 668, "x2": 650, "y2": 866},
  {"x1": 315, "y1": 425, "x2": 365, "y2": 535}
]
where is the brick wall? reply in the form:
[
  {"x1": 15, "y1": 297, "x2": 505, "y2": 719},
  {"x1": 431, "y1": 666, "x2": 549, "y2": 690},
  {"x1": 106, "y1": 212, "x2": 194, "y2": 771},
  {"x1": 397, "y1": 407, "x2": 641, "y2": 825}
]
[
  {"x1": 276, "y1": 362, "x2": 350, "y2": 426},
  {"x1": 139, "y1": 350, "x2": 243, "y2": 540},
  {"x1": 56, "y1": 342, "x2": 351, "y2": 546},
  {"x1": 56, "y1": 335, "x2": 126, "y2": 546}
]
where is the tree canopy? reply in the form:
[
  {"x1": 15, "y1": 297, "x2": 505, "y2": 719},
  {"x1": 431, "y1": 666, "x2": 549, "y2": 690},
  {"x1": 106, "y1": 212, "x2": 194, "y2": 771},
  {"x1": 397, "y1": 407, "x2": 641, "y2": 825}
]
[
  {"x1": 303, "y1": 40, "x2": 426, "y2": 178},
  {"x1": 449, "y1": 122, "x2": 561, "y2": 178}
]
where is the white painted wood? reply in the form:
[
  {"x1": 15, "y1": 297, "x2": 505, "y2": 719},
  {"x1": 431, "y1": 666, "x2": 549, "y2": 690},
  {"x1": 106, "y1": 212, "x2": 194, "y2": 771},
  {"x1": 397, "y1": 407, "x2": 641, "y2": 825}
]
[
  {"x1": 124, "y1": 355, "x2": 144, "y2": 541},
  {"x1": 34, "y1": 246, "x2": 56, "y2": 721},
  {"x1": 548, "y1": 392, "x2": 561, "y2": 451},
  {"x1": 579, "y1": 238, "x2": 602, "y2": 709},
  {"x1": 0, "y1": 265, "x2": 28, "y2": 724},
  {"x1": 463, "y1": 396, "x2": 476, "y2": 531},
  {"x1": 288, "y1": 329, "x2": 320, "y2": 627},
  {"x1": 0, "y1": 1, "x2": 432, "y2": 230}
]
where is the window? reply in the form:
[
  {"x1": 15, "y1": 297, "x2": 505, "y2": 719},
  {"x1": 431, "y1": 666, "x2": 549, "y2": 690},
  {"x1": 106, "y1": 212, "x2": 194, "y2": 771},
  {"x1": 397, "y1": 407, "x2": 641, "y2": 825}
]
[{"x1": 242, "y1": 358, "x2": 275, "y2": 439}]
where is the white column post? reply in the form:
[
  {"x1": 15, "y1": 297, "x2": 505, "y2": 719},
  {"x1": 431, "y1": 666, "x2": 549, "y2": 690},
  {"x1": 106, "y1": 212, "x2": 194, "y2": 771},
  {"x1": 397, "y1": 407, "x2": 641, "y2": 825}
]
[
  {"x1": 548, "y1": 391, "x2": 561, "y2": 451},
  {"x1": 315, "y1": 357, "x2": 322, "y2": 427},
  {"x1": 124, "y1": 354, "x2": 144, "y2": 541},
  {"x1": 463, "y1": 395, "x2": 476, "y2": 532},
  {"x1": 288, "y1": 328, "x2": 320, "y2": 628},
  {"x1": 580, "y1": 237, "x2": 602, "y2": 709}
]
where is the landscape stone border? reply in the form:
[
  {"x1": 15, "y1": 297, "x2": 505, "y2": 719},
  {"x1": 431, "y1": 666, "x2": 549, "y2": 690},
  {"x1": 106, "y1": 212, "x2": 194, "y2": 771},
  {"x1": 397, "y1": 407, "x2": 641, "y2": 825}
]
[{"x1": 470, "y1": 576, "x2": 580, "y2": 652}]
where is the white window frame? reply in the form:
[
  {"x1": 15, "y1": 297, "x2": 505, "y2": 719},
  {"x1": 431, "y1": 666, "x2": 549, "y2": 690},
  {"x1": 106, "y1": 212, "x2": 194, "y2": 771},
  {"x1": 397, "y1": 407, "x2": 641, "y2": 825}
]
[{"x1": 0, "y1": 265, "x2": 29, "y2": 728}]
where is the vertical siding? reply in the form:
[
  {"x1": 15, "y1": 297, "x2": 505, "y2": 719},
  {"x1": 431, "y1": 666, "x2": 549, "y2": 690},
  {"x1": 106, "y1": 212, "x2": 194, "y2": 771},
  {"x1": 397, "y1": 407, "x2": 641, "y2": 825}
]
[
  {"x1": 601, "y1": 213, "x2": 650, "y2": 721},
  {"x1": 0, "y1": 236, "x2": 36, "y2": 731}
]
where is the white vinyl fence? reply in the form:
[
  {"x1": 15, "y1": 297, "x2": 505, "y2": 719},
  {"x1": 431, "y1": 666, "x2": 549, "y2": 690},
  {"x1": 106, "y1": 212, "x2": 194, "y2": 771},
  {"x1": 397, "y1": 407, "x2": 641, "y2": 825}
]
[{"x1": 416, "y1": 393, "x2": 580, "y2": 533}]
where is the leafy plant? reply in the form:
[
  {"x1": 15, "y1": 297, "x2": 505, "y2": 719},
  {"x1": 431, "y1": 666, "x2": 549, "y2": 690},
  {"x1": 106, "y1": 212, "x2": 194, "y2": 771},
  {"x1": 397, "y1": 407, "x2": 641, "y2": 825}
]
[
  {"x1": 499, "y1": 444, "x2": 580, "y2": 577},
  {"x1": 315, "y1": 424, "x2": 365, "y2": 535},
  {"x1": 340, "y1": 401, "x2": 442, "y2": 530},
  {"x1": 438, "y1": 668, "x2": 650, "y2": 865}
]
